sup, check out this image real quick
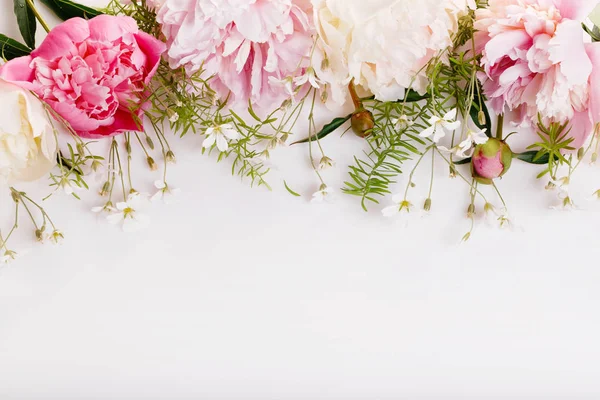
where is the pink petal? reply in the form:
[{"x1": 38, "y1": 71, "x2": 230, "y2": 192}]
[
  {"x1": 87, "y1": 15, "x2": 139, "y2": 42},
  {"x1": 133, "y1": 31, "x2": 166, "y2": 83},
  {"x1": 31, "y1": 18, "x2": 89, "y2": 60},
  {"x1": 554, "y1": 0, "x2": 600, "y2": 22},
  {"x1": 0, "y1": 55, "x2": 35, "y2": 88},
  {"x1": 586, "y1": 42, "x2": 600, "y2": 128}
]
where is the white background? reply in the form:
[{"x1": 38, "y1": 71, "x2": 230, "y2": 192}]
[{"x1": 2, "y1": 2, "x2": 600, "y2": 399}]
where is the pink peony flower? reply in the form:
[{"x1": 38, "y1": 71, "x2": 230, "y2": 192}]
[
  {"x1": 156, "y1": 0, "x2": 314, "y2": 112},
  {"x1": 475, "y1": 0, "x2": 600, "y2": 147},
  {"x1": 0, "y1": 16, "x2": 166, "y2": 139}
]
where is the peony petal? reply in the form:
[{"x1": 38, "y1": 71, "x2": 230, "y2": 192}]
[
  {"x1": 0, "y1": 56, "x2": 35, "y2": 88},
  {"x1": 554, "y1": 0, "x2": 600, "y2": 22},
  {"x1": 87, "y1": 15, "x2": 138, "y2": 42},
  {"x1": 586, "y1": 42, "x2": 600, "y2": 126},
  {"x1": 548, "y1": 20, "x2": 592, "y2": 86},
  {"x1": 31, "y1": 18, "x2": 90, "y2": 60}
]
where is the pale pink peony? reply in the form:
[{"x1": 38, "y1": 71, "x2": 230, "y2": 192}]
[
  {"x1": 156, "y1": 0, "x2": 314, "y2": 112},
  {"x1": 0, "y1": 16, "x2": 166, "y2": 139},
  {"x1": 475, "y1": 0, "x2": 600, "y2": 147}
]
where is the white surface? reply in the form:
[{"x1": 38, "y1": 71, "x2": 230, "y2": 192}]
[{"x1": 2, "y1": 3, "x2": 600, "y2": 399}]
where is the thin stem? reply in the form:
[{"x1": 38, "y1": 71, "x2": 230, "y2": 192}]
[
  {"x1": 496, "y1": 114, "x2": 504, "y2": 140},
  {"x1": 348, "y1": 80, "x2": 362, "y2": 110},
  {"x1": 25, "y1": 0, "x2": 51, "y2": 33}
]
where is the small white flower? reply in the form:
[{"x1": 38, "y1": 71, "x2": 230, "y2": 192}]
[
  {"x1": 382, "y1": 194, "x2": 412, "y2": 218},
  {"x1": 1, "y1": 249, "x2": 17, "y2": 264},
  {"x1": 269, "y1": 76, "x2": 295, "y2": 97},
  {"x1": 203, "y1": 123, "x2": 240, "y2": 152},
  {"x1": 49, "y1": 230, "x2": 64, "y2": 244},
  {"x1": 438, "y1": 128, "x2": 488, "y2": 158},
  {"x1": 92, "y1": 202, "x2": 116, "y2": 214},
  {"x1": 318, "y1": 156, "x2": 335, "y2": 170},
  {"x1": 392, "y1": 114, "x2": 414, "y2": 129},
  {"x1": 59, "y1": 178, "x2": 77, "y2": 196},
  {"x1": 419, "y1": 108, "x2": 461, "y2": 143},
  {"x1": 169, "y1": 112, "x2": 180, "y2": 123},
  {"x1": 106, "y1": 194, "x2": 150, "y2": 232},
  {"x1": 294, "y1": 67, "x2": 322, "y2": 89},
  {"x1": 151, "y1": 180, "x2": 181, "y2": 204},
  {"x1": 311, "y1": 184, "x2": 335, "y2": 203}
]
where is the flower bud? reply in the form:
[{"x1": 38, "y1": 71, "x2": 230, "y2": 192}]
[
  {"x1": 147, "y1": 156, "x2": 158, "y2": 171},
  {"x1": 319, "y1": 156, "x2": 335, "y2": 170},
  {"x1": 577, "y1": 147, "x2": 585, "y2": 160},
  {"x1": 449, "y1": 164, "x2": 457, "y2": 178},
  {"x1": 471, "y1": 138, "x2": 513, "y2": 185},
  {"x1": 11, "y1": 190, "x2": 22, "y2": 203},
  {"x1": 76, "y1": 142, "x2": 85, "y2": 155},
  {"x1": 35, "y1": 226, "x2": 45, "y2": 242},
  {"x1": 165, "y1": 150, "x2": 176, "y2": 163},
  {"x1": 477, "y1": 111, "x2": 486, "y2": 126},
  {"x1": 146, "y1": 136, "x2": 155, "y2": 150},
  {"x1": 467, "y1": 203, "x2": 476, "y2": 218},
  {"x1": 91, "y1": 160, "x2": 103, "y2": 172},
  {"x1": 592, "y1": 152, "x2": 598, "y2": 164},
  {"x1": 320, "y1": 88, "x2": 328, "y2": 104},
  {"x1": 100, "y1": 181, "x2": 111, "y2": 197},
  {"x1": 125, "y1": 140, "x2": 132, "y2": 154},
  {"x1": 423, "y1": 198, "x2": 432, "y2": 211},
  {"x1": 351, "y1": 110, "x2": 375, "y2": 138}
]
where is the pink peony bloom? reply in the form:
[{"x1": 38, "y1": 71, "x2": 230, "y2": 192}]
[
  {"x1": 0, "y1": 16, "x2": 166, "y2": 139},
  {"x1": 475, "y1": 0, "x2": 600, "y2": 147},
  {"x1": 156, "y1": 0, "x2": 314, "y2": 112}
]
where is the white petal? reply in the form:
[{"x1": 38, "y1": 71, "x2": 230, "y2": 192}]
[
  {"x1": 106, "y1": 212, "x2": 124, "y2": 225},
  {"x1": 419, "y1": 125, "x2": 436, "y2": 138},
  {"x1": 443, "y1": 108, "x2": 458, "y2": 121},
  {"x1": 202, "y1": 134, "x2": 216, "y2": 149},
  {"x1": 154, "y1": 180, "x2": 166, "y2": 190},
  {"x1": 382, "y1": 205, "x2": 400, "y2": 217},
  {"x1": 222, "y1": 127, "x2": 240, "y2": 141},
  {"x1": 442, "y1": 120, "x2": 461, "y2": 131},
  {"x1": 216, "y1": 134, "x2": 229, "y2": 152}
]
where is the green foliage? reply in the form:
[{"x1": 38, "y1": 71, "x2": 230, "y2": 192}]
[
  {"x1": 41, "y1": 0, "x2": 102, "y2": 20},
  {"x1": 526, "y1": 118, "x2": 575, "y2": 180},
  {"x1": 0, "y1": 33, "x2": 31, "y2": 60},
  {"x1": 284, "y1": 181, "x2": 301, "y2": 197},
  {"x1": 13, "y1": 0, "x2": 36, "y2": 48},
  {"x1": 343, "y1": 99, "x2": 426, "y2": 211},
  {"x1": 515, "y1": 151, "x2": 551, "y2": 165},
  {"x1": 104, "y1": 0, "x2": 159, "y2": 36},
  {"x1": 292, "y1": 114, "x2": 352, "y2": 145}
]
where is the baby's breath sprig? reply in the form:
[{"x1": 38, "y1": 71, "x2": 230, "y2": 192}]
[{"x1": 1, "y1": 187, "x2": 62, "y2": 264}]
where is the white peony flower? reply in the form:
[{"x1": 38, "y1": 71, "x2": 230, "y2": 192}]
[
  {"x1": 312, "y1": 0, "x2": 474, "y2": 107},
  {"x1": 0, "y1": 79, "x2": 57, "y2": 183}
]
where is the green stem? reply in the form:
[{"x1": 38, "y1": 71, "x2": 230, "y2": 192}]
[
  {"x1": 25, "y1": 0, "x2": 51, "y2": 33},
  {"x1": 496, "y1": 114, "x2": 504, "y2": 141},
  {"x1": 348, "y1": 80, "x2": 362, "y2": 110}
]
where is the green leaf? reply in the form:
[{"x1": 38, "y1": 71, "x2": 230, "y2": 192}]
[
  {"x1": 0, "y1": 33, "x2": 32, "y2": 60},
  {"x1": 361, "y1": 89, "x2": 430, "y2": 104},
  {"x1": 454, "y1": 157, "x2": 472, "y2": 165},
  {"x1": 515, "y1": 151, "x2": 551, "y2": 165},
  {"x1": 13, "y1": 0, "x2": 36, "y2": 49},
  {"x1": 40, "y1": 0, "x2": 102, "y2": 20},
  {"x1": 469, "y1": 98, "x2": 492, "y2": 138},
  {"x1": 397, "y1": 89, "x2": 430, "y2": 103},
  {"x1": 283, "y1": 180, "x2": 301, "y2": 197},
  {"x1": 291, "y1": 114, "x2": 352, "y2": 145}
]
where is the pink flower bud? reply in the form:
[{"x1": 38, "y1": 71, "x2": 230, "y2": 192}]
[{"x1": 471, "y1": 138, "x2": 513, "y2": 185}]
